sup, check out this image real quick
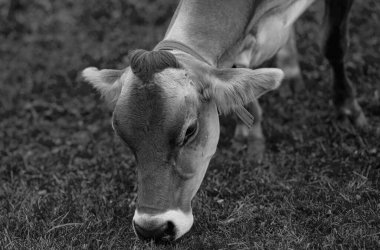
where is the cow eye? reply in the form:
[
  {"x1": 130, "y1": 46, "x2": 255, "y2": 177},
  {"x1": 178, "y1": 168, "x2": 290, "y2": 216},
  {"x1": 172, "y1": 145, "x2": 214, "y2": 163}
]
[{"x1": 183, "y1": 121, "x2": 198, "y2": 145}]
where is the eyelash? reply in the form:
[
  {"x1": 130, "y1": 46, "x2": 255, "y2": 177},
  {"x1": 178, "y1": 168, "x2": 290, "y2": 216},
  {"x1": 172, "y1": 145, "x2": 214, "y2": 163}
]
[{"x1": 182, "y1": 121, "x2": 198, "y2": 145}]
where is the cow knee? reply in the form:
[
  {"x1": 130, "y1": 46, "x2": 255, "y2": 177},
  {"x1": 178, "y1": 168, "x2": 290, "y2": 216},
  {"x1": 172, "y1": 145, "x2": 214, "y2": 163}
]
[{"x1": 275, "y1": 29, "x2": 304, "y2": 94}]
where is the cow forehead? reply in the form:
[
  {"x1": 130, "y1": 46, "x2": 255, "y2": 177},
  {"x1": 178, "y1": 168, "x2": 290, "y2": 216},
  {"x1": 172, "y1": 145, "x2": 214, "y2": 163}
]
[
  {"x1": 120, "y1": 67, "x2": 198, "y2": 107},
  {"x1": 113, "y1": 68, "x2": 199, "y2": 151}
]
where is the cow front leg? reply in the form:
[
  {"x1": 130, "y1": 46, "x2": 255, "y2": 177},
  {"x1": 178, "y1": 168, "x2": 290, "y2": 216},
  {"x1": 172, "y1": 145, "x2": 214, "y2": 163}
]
[
  {"x1": 276, "y1": 27, "x2": 304, "y2": 96},
  {"x1": 322, "y1": 0, "x2": 368, "y2": 129},
  {"x1": 234, "y1": 98, "x2": 265, "y2": 163},
  {"x1": 232, "y1": 35, "x2": 267, "y2": 163}
]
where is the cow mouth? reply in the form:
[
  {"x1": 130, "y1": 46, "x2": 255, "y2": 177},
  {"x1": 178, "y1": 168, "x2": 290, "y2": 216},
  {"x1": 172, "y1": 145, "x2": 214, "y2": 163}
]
[{"x1": 133, "y1": 220, "x2": 176, "y2": 242}]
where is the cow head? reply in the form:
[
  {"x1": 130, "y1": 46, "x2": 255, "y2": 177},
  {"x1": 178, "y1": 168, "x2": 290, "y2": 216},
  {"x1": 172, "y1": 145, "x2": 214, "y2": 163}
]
[{"x1": 82, "y1": 49, "x2": 283, "y2": 241}]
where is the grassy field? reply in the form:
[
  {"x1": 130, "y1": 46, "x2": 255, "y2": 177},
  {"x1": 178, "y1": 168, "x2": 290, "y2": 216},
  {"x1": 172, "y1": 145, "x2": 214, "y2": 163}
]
[{"x1": 1, "y1": 0, "x2": 379, "y2": 249}]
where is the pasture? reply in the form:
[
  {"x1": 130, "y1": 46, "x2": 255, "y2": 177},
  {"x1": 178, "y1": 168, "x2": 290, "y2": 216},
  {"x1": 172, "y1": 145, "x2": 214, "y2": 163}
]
[{"x1": 1, "y1": 0, "x2": 379, "y2": 249}]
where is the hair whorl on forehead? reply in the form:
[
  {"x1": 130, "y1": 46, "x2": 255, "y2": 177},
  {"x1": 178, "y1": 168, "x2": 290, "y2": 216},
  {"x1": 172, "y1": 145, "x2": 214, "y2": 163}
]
[{"x1": 129, "y1": 49, "x2": 181, "y2": 82}]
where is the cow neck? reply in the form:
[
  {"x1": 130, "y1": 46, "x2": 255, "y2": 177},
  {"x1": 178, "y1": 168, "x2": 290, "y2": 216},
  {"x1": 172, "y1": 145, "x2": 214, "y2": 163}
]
[
  {"x1": 154, "y1": 39, "x2": 212, "y2": 66},
  {"x1": 153, "y1": 39, "x2": 254, "y2": 129}
]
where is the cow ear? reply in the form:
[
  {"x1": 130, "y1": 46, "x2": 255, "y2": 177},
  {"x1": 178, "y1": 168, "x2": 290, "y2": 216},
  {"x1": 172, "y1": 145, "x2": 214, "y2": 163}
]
[
  {"x1": 202, "y1": 67, "x2": 284, "y2": 115},
  {"x1": 82, "y1": 67, "x2": 124, "y2": 109}
]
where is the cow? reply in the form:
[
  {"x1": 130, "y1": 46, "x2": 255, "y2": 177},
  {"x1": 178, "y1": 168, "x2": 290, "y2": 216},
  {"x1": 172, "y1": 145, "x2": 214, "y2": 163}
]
[{"x1": 82, "y1": 0, "x2": 367, "y2": 242}]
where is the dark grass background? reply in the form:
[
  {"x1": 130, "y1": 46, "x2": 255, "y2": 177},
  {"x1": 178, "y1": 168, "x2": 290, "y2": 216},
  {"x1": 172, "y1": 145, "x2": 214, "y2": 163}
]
[{"x1": 1, "y1": 0, "x2": 380, "y2": 249}]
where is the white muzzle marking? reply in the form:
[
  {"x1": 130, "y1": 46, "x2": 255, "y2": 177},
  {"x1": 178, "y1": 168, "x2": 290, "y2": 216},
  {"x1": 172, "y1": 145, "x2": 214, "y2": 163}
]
[{"x1": 133, "y1": 209, "x2": 194, "y2": 240}]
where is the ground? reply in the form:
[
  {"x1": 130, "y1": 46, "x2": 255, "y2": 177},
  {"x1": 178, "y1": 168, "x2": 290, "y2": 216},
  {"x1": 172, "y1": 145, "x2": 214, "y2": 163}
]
[{"x1": 0, "y1": 0, "x2": 379, "y2": 249}]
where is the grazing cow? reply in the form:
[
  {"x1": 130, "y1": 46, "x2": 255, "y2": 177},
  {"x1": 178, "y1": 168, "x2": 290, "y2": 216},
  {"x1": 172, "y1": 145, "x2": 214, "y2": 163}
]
[{"x1": 82, "y1": 0, "x2": 366, "y2": 241}]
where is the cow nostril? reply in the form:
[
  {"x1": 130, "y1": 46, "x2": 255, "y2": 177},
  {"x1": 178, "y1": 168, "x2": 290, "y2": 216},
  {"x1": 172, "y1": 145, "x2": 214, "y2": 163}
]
[
  {"x1": 134, "y1": 221, "x2": 164, "y2": 240},
  {"x1": 165, "y1": 221, "x2": 175, "y2": 237}
]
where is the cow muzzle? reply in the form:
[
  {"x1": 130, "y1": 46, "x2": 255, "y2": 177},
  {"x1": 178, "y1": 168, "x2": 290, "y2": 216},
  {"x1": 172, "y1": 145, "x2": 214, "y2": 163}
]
[{"x1": 132, "y1": 209, "x2": 194, "y2": 241}]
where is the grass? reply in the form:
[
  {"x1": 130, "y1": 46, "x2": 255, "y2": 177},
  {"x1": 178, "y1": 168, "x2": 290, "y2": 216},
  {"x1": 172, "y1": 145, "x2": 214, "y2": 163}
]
[{"x1": 0, "y1": 0, "x2": 379, "y2": 249}]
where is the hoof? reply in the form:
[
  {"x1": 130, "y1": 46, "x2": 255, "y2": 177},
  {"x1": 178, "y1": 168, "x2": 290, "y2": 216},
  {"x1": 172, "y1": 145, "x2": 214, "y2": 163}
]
[
  {"x1": 246, "y1": 137, "x2": 266, "y2": 164},
  {"x1": 337, "y1": 99, "x2": 369, "y2": 130},
  {"x1": 352, "y1": 111, "x2": 369, "y2": 129},
  {"x1": 233, "y1": 123, "x2": 266, "y2": 163}
]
